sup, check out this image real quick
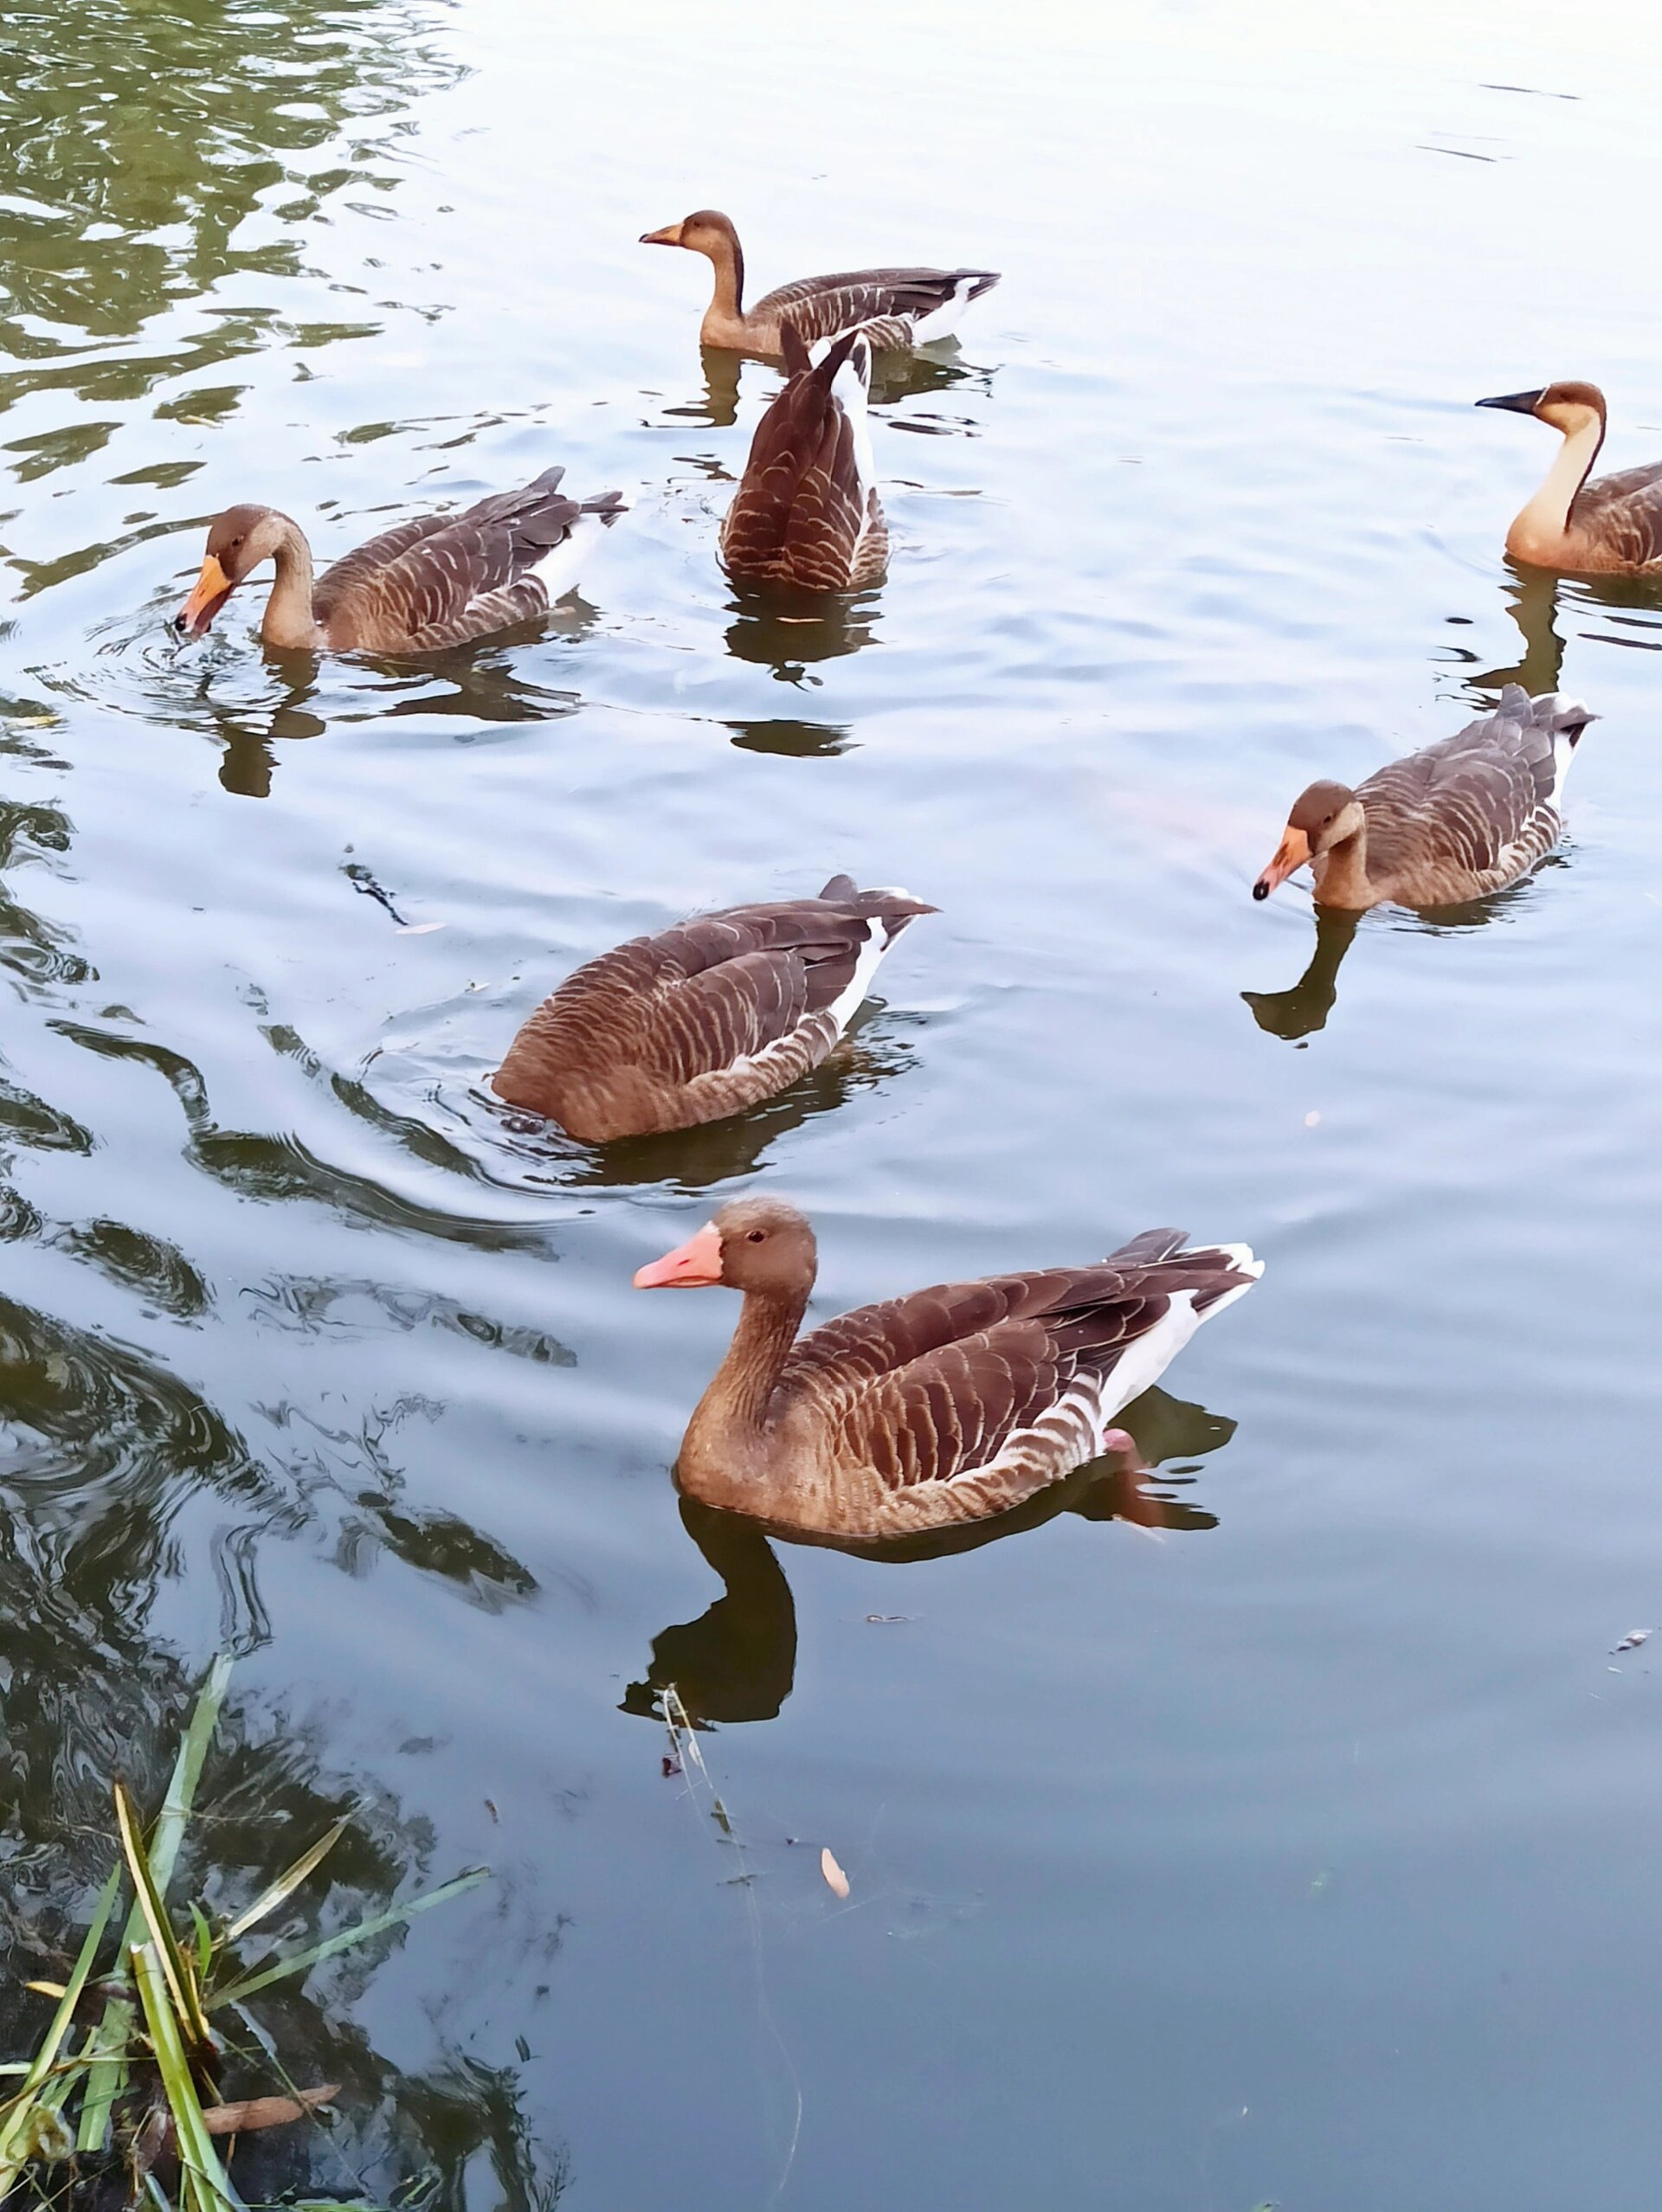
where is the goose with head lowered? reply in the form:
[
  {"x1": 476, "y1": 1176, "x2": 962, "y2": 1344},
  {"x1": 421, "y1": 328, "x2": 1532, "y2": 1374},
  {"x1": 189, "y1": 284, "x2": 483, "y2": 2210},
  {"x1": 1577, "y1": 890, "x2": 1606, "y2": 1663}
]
[
  {"x1": 492, "y1": 877, "x2": 932, "y2": 1143},
  {"x1": 1477, "y1": 380, "x2": 1662, "y2": 573},
  {"x1": 719, "y1": 325, "x2": 886, "y2": 592},
  {"x1": 175, "y1": 467, "x2": 624, "y2": 653},
  {"x1": 1253, "y1": 686, "x2": 1595, "y2": 911},
  {"x1": 635, "y1": 1198, "x2": 1261, "y2": 1541},
  {"x1": 640, "y1": 208, "x2": 999, "y2": 357}
]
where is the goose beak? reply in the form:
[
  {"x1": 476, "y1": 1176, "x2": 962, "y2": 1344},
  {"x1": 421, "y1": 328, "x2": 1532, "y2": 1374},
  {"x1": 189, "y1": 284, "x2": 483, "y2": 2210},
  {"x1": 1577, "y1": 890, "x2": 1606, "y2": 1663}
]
[
  {"x1": 1253, "y1": 825, "x2": 1311, "y2": 901},
  {"x1": 640, "y1": 222, "x2": 685, "y2": 248},
  {"x1": 1476, "y1": 389, "x2": 1545, "y2": 415},
  {"x1": 635, "y1": 1220, "x2": 724, "y2": 1289},
  {"x1": 176, "y1": 553, "x2": 233, "y2": 638}
]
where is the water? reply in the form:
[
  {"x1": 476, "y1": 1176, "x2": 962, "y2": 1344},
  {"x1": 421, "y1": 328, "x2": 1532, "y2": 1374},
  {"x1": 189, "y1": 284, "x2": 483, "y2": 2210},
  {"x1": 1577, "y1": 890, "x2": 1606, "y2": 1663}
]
[{"x1": 4, "y1": 0, "x2": 1662, "y2": 2202}]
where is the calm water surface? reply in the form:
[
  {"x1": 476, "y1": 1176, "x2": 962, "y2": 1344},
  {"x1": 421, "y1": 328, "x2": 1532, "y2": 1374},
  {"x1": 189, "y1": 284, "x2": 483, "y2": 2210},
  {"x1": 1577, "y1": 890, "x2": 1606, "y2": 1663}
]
[{"x1": 5, "y1": 1, "x2": 1662, "y2": 2203}]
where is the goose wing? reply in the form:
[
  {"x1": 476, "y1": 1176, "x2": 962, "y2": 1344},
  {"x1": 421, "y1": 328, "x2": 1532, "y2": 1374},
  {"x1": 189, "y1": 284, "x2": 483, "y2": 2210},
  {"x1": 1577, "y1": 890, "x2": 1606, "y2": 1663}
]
[
  {"x1": 316, "y1": 468, "x2": 622, "y2": 648},
  {"x1": 1358, "y1": 685, "x2": 1592, "y2": 884},
  {"x1": 781, "y1": 1232, "x2": 1259, "y2": 1503},
  {"x1": 753, "y1": 266, "x2": 999, "y2": 347},
  {"x1": 719, "y1": 328, "x2": 883, "y2": 589},
  {"x1": 1572, "y1": 463, "x2": 1662, "y2": 569},
  {"x1": 493, "y1": 882, "x2": 932, "y2": 1122}
]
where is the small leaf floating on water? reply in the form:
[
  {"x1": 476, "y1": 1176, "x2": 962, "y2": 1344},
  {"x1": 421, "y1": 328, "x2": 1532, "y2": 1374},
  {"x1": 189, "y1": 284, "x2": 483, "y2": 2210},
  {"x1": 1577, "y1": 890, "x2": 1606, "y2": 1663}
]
[
  {"x1": 661, "y1": 1755, "x2": 681, "y2": 1778},
  {"x1": 866, "y1": 1613, "x2": 914, "y2": 1624},
  {"x1": 1613, "y1": 1627, "x2": 1653, "y2": 1653},
  {"x1": 821, "y1": 1847, "x2": 850, "y2": 1900},
  {"x1": 484, "y1": 1797, "x2": 499, "y2": 1823}
]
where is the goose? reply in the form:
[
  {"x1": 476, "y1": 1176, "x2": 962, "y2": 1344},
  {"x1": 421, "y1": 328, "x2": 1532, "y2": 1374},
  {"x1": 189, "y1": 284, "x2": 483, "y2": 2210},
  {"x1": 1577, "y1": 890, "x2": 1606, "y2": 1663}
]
[
  {"x1": 639, "y1": 209, "x2": 999, "y2": 356},
  {"x1": 634, "y1": 1197, "x2": 1261, "y2": 1541},
  {"x1": 175, "y1": 467, "x2": 625, "y2": 653},
  {"x1": 719, "y1": 326, "x2": 886, "y2": 592},
  {"x1": 491, "y1": 876, "x2": 933, "y2": 1143},
  {"x1": 1477, "y1": 380, "x2": 1662, "y2": 573},
  {"x1": 1253, "y1": 685, "x2": 1594, "y2": 911}
]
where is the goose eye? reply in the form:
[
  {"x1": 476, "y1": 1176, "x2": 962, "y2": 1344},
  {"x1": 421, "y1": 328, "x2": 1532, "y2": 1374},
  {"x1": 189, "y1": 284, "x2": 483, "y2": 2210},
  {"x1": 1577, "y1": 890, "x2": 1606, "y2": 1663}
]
[{"x1": 746, "y1": 1229, "x2": 766, "y2": 1244}]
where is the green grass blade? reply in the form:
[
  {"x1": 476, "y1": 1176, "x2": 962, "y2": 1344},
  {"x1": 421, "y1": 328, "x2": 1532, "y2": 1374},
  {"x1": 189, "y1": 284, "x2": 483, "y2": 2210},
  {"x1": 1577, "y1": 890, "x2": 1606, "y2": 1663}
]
[
  {"x1": 223, "y1": 1816, "x2": 351, "y2": 1945},
  {"x1": 0, "y1": 1864, "x2": 120, "y2": 2189},
  {"x1": 132, "y1": 1942, "x2": 245, "y2": 2212},
  {"x1": 115, "y1": 1782, "x2": 213, "y2": 2050},
  {"x1": 212, "y1": 1868, "x2": 488, "y2": 2009}
]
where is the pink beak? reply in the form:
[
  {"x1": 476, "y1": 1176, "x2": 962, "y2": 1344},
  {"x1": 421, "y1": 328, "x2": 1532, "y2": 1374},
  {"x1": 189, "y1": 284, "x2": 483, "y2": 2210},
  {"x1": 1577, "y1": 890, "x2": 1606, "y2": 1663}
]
[{"x1": 634, "y1": 1221, "x2": 724, "y2": 1289}]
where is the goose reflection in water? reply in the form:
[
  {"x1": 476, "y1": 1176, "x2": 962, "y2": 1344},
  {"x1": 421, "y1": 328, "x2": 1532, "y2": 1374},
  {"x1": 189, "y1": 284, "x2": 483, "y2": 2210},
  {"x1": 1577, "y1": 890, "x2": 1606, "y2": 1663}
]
[
  {"x1": 723, "y1": 578, "x2": 882, "y2": 678},
  {"x1": 621, "y1": 1389, "x2": 1235, "y2": 1730}
]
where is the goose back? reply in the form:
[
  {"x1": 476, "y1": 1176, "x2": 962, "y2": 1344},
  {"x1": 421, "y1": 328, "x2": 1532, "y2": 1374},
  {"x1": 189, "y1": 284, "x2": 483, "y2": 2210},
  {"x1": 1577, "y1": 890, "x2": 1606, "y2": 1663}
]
[
  {"x1": 493, "y1": 877, "x2": 933, "y2": 1142},
  {"x1": 750, "y1": 264, "x2": 1001, "y2": 351},
  {"x1": 1355, "y1": 685, "x2": 1593, "y2": 903},
  {"x1": 718, "y1": 326, "x2": 887, "y2": 591},
  {"x1": 1569, "y1": 463, "x2": 1662, "y2": 571},
  {"x1": 317, "y1": 467, "x2": 625, "y2": 651}
]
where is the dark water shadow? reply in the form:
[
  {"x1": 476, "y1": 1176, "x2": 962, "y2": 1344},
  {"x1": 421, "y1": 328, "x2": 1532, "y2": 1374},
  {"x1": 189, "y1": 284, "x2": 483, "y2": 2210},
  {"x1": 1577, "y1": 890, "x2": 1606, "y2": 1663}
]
[
  {"x1": 1245, "y1": 854, "x2": 1568, "y2": 1043},
  {"x1": 1464, "y1": 559, "x2": 1662, "y2": 710},
  {"x1": 1243, "y1": 908, "x2": 1362, "y2": 1042},
  {"x1": 622, "y1": 1388, "x2": 1235, "y2": 1727},
  {"x1": 723, "y1": 581, "x2": 881, "y2": 679}
]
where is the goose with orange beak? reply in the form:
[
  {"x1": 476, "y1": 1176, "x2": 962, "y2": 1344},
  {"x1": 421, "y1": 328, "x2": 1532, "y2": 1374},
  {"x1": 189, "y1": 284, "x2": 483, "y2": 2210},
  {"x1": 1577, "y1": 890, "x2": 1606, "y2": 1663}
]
[
  {"x1": 172, "y1": 468, "x2": 623, "y2": 655},
  {"x1": 631, "y1": 1195, "x2": 1260, "y2": 1542},
  {"x1": 1253, "y1": 686, "x2": 1595, "y2": 913}
]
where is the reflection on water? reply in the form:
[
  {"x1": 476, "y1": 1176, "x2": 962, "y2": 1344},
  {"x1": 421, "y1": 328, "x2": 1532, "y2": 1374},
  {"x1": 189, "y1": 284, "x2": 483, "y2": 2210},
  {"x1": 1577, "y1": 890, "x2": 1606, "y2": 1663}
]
[
  {"x1": 1243, "y1": 908, "x2": 1362, "y2": 1041},
  {"x1": 625, "y1": 1389, "x2": 1234, "y2": 1728},
  {"x1": 723, "y1": 581, "x2": 882, "y2": 678}
]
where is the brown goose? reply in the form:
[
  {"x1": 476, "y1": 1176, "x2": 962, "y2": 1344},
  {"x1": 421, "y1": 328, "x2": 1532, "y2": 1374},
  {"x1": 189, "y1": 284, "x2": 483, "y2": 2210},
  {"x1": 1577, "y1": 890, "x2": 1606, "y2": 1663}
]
[
  {"x1": 640, "y1": 209, "x2": 999, "y2": 356},
  {"x1": 175, "y1": 467, "x2": 625, "y2": 653},
  {"x1": 492, "y1": 877, "x2": 932, "y2": 1143},
  {"x1": 1477, "y1": 380, "x2": 1662, "y2": 573},
  {"x1": 719, "y1": 326, "x2": 886, "y2": 592},
  {"x1": 1253, "y1": 685, "x2": 1594, "y2": 911},
  {"x1": 634, "y1": 1198, "x2": 1261, "y2": 1541}
]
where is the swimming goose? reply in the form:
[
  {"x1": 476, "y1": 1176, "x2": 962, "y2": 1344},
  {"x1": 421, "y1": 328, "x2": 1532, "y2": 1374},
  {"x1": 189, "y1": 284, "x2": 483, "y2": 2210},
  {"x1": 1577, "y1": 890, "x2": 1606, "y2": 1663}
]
[
  {"x1": 492, "y1": 877, "x2": 932, "y2": 1143},
  {"x1": 719, "y1": 327, "x2": 886, "y2": 592},
  {"x1": 1253, "y1": 685, "x2": 1594, "y2": 911},
  {"x1": 175, "y1": 468, "x2": 624, "y2": 653},
  {"x1": 1477, "y1": 380, "x2": 1662, "y2": 573},
  {"x1": 640, "y1": 209, "x2": 999, "y2": 356},
  {"x1": 634, "y1": 1198, "x2": 1261, "y2": 1541}
]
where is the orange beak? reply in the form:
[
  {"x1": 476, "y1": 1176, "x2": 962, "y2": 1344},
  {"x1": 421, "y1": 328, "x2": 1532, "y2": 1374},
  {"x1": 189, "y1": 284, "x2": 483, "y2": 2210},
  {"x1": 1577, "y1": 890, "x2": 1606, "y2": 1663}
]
[
  {"x1": 639, "y1": 221, "x2": 685, "y2": 248},
  {"x1": 1253, "y1": 823, "x2": 1311, "y2": 902},
  {"x1": 634, "y1": 1221, "x2": 724, "y2": 1289},
  {"x1": 177, "y1": 553, "x2": 234, "y2": 639}
]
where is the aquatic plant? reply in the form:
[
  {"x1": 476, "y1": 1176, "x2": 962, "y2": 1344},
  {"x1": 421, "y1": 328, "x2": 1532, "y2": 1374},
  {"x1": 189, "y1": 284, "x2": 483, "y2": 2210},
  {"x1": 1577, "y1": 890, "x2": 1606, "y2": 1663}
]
[{"x1": 0, "y1": 1656, "x2": 486, "y2": 2212}]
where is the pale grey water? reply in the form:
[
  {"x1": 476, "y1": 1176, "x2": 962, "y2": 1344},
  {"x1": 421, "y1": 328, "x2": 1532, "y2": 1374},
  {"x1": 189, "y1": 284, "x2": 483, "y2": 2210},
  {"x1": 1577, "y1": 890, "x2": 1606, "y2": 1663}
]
[{"x1": 5, "y1": 1, "x2": 1662, "y2": 2205}]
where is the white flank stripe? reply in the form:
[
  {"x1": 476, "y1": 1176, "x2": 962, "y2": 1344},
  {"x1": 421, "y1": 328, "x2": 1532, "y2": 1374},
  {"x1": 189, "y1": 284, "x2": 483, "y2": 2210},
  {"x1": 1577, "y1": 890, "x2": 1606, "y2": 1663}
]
[
  {"x1": 910, "y1": 274, "x2": 977, "y2": 345},
  {"x1": 528, "y1": 511, "x2": 611, "y2": 604}
]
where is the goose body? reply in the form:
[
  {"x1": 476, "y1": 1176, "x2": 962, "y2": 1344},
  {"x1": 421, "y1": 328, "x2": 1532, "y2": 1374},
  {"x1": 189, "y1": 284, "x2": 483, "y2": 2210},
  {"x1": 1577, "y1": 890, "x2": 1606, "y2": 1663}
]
[
  {"x1": 1253, "y1": 685, "x2": 1594, "y2": 912},
  {"x1": 635, "y1": 1198, "x2": 1261, "y2": 1540},
  {"x1": 641, "y1": 209, "x2": 999, "y2": 357},
  {"x1": 719, "y1": 326, "x2": 886, "y2": 591},
  {"x1": 176, "y1": 468, "x2": 625, "y2": 653},
  {"x1": 1477, "y1": 380, "x2": 1662, "y2": 574},
  {"x1": 492, "y1": 877, "x2": 932, "y2": 1143}
]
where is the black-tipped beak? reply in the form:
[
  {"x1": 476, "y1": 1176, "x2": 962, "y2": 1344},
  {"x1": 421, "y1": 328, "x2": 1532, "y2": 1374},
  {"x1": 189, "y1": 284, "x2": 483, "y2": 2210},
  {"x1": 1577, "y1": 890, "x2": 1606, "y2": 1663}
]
[{"x1": 1476, "y1": 389, "x2": 1545, "y2": 415}]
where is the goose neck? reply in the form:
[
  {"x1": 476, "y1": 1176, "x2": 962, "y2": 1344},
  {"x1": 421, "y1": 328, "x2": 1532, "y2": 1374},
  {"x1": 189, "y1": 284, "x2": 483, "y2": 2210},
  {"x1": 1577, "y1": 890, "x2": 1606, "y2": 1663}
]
[
  {"x1": 261, "y1": 521, "x2": 320, "y2": 650},
  {"x1": 1510, "y1": 413, "x2": 1605, "y2": 559}
]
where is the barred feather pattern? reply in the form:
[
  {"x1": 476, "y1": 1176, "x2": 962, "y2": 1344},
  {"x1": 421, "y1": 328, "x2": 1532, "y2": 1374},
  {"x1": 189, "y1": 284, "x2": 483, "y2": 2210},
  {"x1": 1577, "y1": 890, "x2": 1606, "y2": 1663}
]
[
  {"x1": 719, "y1": 330, "x2": 887, "y2": 591},
  {"x1": 491, "y1": 879, "x2": 933, "y2": 1142},
  {"x1": 1339, "y1": 684, "x2": 1593, "y2": 906},
  {"x1": 677, "y1": 1220, "x2": 1259, "y2": 1539},
  {"x1": 747, "y1": 265, "x2": 999, "y2": 352},
  {"x1": 1567, "y1": 462, "x2": 1662, "y2": 571},
  {"x1": 315, "y1": 469, "x2": 624, "y2": 651}
]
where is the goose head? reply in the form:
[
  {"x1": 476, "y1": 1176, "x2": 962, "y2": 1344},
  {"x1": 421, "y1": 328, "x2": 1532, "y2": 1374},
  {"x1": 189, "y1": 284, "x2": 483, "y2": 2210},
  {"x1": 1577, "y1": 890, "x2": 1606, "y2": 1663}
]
[
  {"x1": 634, "y1": 1195, "x2": 817, "y2": 1295},
  {"x1": 1476, "y1": 378, "x2": 1607, "y2": 441},
  {"x1": 639, "y1": 209, "x2": 739, "y2": 260},
  {"x1": 1253, "y1": 781, "x2": 1365, "y2": 900},
  {"x1": 175, "y1": 505, "x2": 293, "y2": 637}
]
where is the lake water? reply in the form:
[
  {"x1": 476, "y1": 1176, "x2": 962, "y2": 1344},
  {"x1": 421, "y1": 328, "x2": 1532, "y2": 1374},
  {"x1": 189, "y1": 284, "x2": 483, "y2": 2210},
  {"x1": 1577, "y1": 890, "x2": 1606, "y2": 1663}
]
[{"x1": 5, "y1": 0, "x2": 1662, "y2": 2204}]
